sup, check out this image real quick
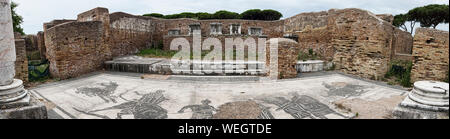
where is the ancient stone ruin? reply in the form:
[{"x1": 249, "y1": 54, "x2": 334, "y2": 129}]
[
  {"x1": 1, "y1": 0, "x2": 47, "y2": 119},
  {"x1": 33, "y1": 7, "x2": 435, "y2": 81},
  {"x1": 411, "y1": 28, "x2": 449, "y2": 82},
  {"x1": 394, "y1": 81, "x2": 449, "y2": 119}
]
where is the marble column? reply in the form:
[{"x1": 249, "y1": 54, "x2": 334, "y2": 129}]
[{"x1": 0, "y1": 0, "x2": 29, "y2": 108}]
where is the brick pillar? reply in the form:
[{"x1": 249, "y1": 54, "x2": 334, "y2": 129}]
[{"x1": 266, "y1": 38, "x2": 300, "y2": 79}]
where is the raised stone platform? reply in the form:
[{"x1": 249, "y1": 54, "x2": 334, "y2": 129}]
[
  {"x1": 296, "y1": 60, "x2": 332, "y2": 73},
  {"x1": 0, "y1": 93, "x2": 48, "y2": 119},
  {"x1": 105, "y1": 56, "x2": 328, "y2": 76},
  {"x1": 393, "y1": 81, "x2": 449, "y2": 119},
  {"x1": 105, "y1": 56, "x2": 267, "y2": 76}
]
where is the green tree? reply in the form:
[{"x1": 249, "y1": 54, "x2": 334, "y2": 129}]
[
  {"x1": 11, "y1": 1, "x2": 24, "y2": 35},
  {"x1": 241, "y1": 9, "x2": 262, "y2": 20},
  {"x1": 261, "y1": 9, "x2": 283, "y2": 20},
  {"x1": 212, "y1": 10, "x2": 240, "y2": 19},
  {"x1": 143, "y1": 13, "x2": 164, "y2": 18},
  {"x1": 408, "y1": 4, "x2": 449, "y2": 29},
  {"x1": 393, "y1": 14, "x2": 409, "y2": 32},
  {"x1": 196, "y1": 12, "x2": 213, "y2": 20}
]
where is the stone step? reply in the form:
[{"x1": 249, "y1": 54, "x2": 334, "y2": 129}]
[{"x1": 167, "y1": 75, "x2": 261, "y2": 82}]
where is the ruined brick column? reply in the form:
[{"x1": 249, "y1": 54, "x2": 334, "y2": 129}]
[
  {"x1": 266, "y1": 38, "x2": 300, "y2": 79},
  {"x1": 0, "y1": 0, "x2": 46, "y2": 119}
]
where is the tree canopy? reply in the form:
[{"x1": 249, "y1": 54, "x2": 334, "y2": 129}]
[
  {"x1": 143, "y1": 9, "x2": 283, "y2": 21},
  {"x1": 11, "y1": 2, "x2": 24, "y2": 35},
  {"x1": 408, "y1": 4, "x2": 449, "y2": 29},
  {"x1": 142, "y1": 13, "x2": 164, "y2": 18},
  {"x1": 393, "y1": 4, "x2": 449, "y2": 33}
]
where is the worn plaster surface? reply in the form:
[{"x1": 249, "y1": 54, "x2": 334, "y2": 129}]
[{"x1": 30, "y1": 72, "x2": 408, "y2": 119}]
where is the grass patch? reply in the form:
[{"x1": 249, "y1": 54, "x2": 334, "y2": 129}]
[
  {"x1": 137, "y1": 48, "x2": 178, "y2": 58},
  {"x1": 384, "y1": 60, "x2": 413, "y2": 87}
]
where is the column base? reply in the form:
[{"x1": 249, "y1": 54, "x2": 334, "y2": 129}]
[
  {"x1": 393, "y1": 96, "x2": 449, "y2": 119},
  {"x1": 0, "y1": 93, "x2": 48, "y2": 119}
]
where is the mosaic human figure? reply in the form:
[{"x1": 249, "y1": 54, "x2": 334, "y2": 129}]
[
  {"x1": 74, "y1": 90, "x2": 169, "y2": 119},
  {"x1": 178, "y1": 99, "x2": 217, "y2": 119}
]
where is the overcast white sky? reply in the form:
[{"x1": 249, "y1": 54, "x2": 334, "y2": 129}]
[{"x1": 13, "y1": 0, "x2": 449, "y2": 34}]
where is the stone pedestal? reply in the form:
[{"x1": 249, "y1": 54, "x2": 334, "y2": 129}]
[
  {"x1": 0, "y1": 0, "x2": 47, "y2": 119},
  {"x1": 393, "y1": 81, "x2": 449, "y2": 119}
]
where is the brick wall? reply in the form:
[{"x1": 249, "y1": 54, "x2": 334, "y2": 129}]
[
  {"x1": 266, "y1": 38, "x2": 300, "y2": 79},
  {"x1": 411, "y1": 28, "x2": 449, "y2": 82},
  {"x1": 393, "y1": 28, "x2": 413, "y2": 55},
  {"x1": 156, "y1": 18, "x2": 284, "y2": 51},
  {"x1": 36, "y1": 31, "x2": 46, "y2": 60},
  {"x1": 296, "y1": 26, "x2": 333, "y2": 61},
  {"x1": 109, "y1": 12, "x2": 154, "y2": 57},
  {"x1": 329, "y1": 9, "x2": 394, "y2": 80},
  {"x1": 45, "y1": 21, "x2": 111, "y2": 79},
  {"x1": 283, "y1": 11, "x2": 329, "y2": 33},
  {"x1": 14, "y1": 39, "x2": 28, "y2": 82}
]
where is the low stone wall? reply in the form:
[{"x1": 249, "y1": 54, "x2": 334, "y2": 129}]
[
  {"x1": 296, "y1": 60, "x2": 325, "y2": 73},
  {"x1": 45, "y1": 21, "x2": 111, "y2": 79},
  {"x1": 266, "y1": 38, "x2": 299, "y2": 79},
  {"x1": 411, "y1": 28, "x2": 449, "y2": 82},
  {"x1": 14, "y1": 39, "x2": 28, "y2": 82}
]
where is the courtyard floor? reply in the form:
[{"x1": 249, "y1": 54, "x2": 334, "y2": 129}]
[{"x1": 29, "y1": 71, "x2": 408, "y2": 119}]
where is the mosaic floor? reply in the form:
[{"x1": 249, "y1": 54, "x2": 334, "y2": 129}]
[{"x1": 30, "y1": 72, "x2": 408, "y2": 119}]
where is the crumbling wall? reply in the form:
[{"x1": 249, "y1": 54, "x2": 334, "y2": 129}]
[
  {"x1": 36, "y1": 31, "x2": 46, "y2": 60},
  {"x1": 411, "y1": 28, "x2": 449, "y2": 82},
  {"x1": 45, "y1": 21, "x2": 111, "y2": 79},
  {"x1": 158, "y1": 18, "x2": 284, "y2": 50},
  {"x1": 392, "y1": 28, "x2": 413, "y2": 61},
  {"x1": 284, "y1": 11, "x2": 329, "y2": 33},
  {"x1": 14, "y1": 38, "x2": 28, "y2": 82},
  {"x1": 43, "y1": 19, "x2": 77, "y2": 32},
  {"x1": 265, "y1": 38, "x2": 299, "y2": 79},
  {"x1": 163, "y1": 35, "x2": 265, "y2": 52},
  {"x1": 108, "y1": 12, "x2": 154, "y2": 57},
  {"x1": 329, "y1": 8, "x2": 394, "y2": 80},
  {"x1": 393, "y1": 28, "x2": 413, "y2": 55},
  {"x1": 77, "y1": 7, "x2": 110, "y2": 37},
  {"x1": 376, "y1": 14, "x2": 394, "y2": 24},
  {"x1": 296, "y1": 26, "x2": 333, "y2": 61},
  {"x1": 24, "y1": 34, "x2": 38, "y2": 51}
]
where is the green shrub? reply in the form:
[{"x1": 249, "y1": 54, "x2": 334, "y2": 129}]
[
  {"x1": 385, "y1": 60, "x2": 412, "y2": 87},
  {"x1": 143, "y1": 13, "x2": 164, "y2": 18},
  {"x1": 298, "y1": 49, "x2": 320, "y2": 61}
]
